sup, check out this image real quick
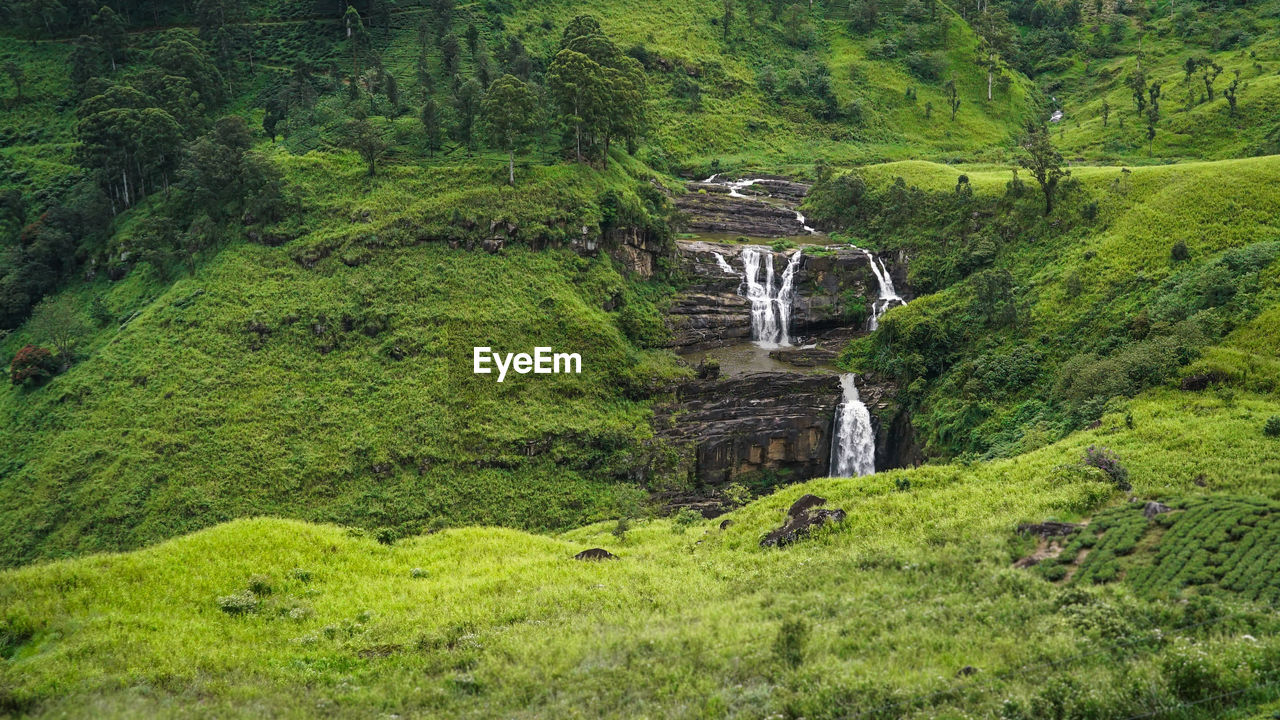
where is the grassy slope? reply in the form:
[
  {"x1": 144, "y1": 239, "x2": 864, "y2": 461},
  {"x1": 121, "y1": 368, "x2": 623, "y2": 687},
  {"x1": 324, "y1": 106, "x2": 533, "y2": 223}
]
[
  {"x1": 2, "y1": 380, "x2": 1279, "y2": 717},
  {"x1": 1045, "y1": 0, "x2": 1280, "y2": 162},
  {"x1": 0, "y1": 147, "x2": 691, "y2": 566},
  {"x1": 849, "y1": 154, "x2": 1280, "y2": 457},
  {"x1": 0, "y1": 0, "x2": 1041, "y2": 566}
]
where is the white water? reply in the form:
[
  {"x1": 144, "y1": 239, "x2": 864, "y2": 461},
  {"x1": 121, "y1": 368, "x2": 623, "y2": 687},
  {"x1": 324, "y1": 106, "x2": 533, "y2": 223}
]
[
  {"x1": 712, "y1": 251, "x2": 737, "y2": 275},
  {"x1": 862, "y1": 249, "x2": 904, "y2": 331},
  {"x1": 731, "y1": 247, "x2": 803, "y2": 348},
  {"x1": 829, "y1": 374, "x2": 876, "y2": 477}
]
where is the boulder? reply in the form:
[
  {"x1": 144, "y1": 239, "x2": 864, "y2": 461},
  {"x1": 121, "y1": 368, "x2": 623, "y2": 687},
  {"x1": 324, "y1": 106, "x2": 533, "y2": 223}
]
[
  {"x1": 760, "y1": 494, "x2": 848, "y2": 548},
  {"x1": 574, "y1": 548, "x2": 618, "y2": 561},
  {"x1": 1142, "y1": 501, "x2": 1172, "y2": 519}
]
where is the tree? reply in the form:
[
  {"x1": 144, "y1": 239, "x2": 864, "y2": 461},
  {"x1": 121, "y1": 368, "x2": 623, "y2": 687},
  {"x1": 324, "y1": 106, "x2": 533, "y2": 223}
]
[
  {"x1": 722, "y1": 0, "x2": 735, "y2": 42},
  {"x1": 441, "y1": 33, "x2": 461, "y2": 75},
  {"x1": 1126, "y1": 66, "x2": 1147, "y2": 114},
  {"x1": 91, "y1": 5, "x2": 127, "y2": 72},
  {"x1": 464, "y1": 22, "x2": 480, "y2": 56},
  {"x1": 420, "y1": 97, "x2": 443, "y2": 156},
  {"x1": 10, "y1": 344, "x2": 57, "y2": 386},
  {"x1": 178, "y1": 115, "x2": 265, "y2": 221},
  {"x1": 547, "y1": 48, "x2": 604, "y2": 163},
  {"x1": 547, "y1": 16, "x2": 647, "y2": 167},
  {"x1": 1101, "y1": 100, "x2": 1110, "y2": 127},
  {"x1": 1201, "y1": 61, "x2": 1222, "y2": 101},
  {"x1": 151, "y1": 30, "x2": 226, "y2": 108},
  {"x1": 76, "y1": 86, "x2": 185, "y2": 209},
  {"x1": 3, "y1": 61, "x2": 24, "y2": 102},
  {"x1": 29, "y1": 295, "x2": 90, "y2": 367},
  {"x1": 944, "y1": 77, "x2": 960, "y2": 121},
  {"x1": 1145, "y1": 79, "x2": 1161, "y2": 152},
  {"x1": 343, "y1": 118, "x2": 387, "y2": 176},
  {"x1": 452, "y1": 77, "x2": 483, "y2": 149},
  {"x1": 972, "y1": 9, "x2": 1014, "y2": 101},
  {"x1": 482, "y1": 74, "x2": 538, "y2": 185},
  {"x1": 1018, "y1": 122, "x2": 1069, "y2": 216},
  {"x1": 1223, "y1": 69, "x2": 1241, "y2": 117},
  {"x1": 344, "y1": 7, "x2": 369, "y2": 90}
]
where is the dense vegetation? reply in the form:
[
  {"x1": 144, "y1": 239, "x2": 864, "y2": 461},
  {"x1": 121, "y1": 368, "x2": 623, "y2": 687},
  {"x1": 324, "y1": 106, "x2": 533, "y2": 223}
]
[{"x1": 2, "y1": 0, "x2": 1280, "y2": 716}]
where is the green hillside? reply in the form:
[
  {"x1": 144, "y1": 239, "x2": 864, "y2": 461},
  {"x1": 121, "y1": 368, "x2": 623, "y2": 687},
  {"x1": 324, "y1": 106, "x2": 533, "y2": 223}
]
[
  {"x1": 3, "y1": 381, "x2": 1280, "y2": 717},
  {"x1": 3, "y1": 0, "x2": 1280, "y2": 716}
]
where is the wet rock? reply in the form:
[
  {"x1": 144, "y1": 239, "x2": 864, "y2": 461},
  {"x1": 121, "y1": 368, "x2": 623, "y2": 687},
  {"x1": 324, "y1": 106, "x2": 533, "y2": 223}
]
[
  {"x1": 1142, "y1": 501, "x2": 1172, "y2": 519},
  {"x1": 665, "y1": 240, "x2": 908, "y2": 352},
  {"x1": 656, "y1": 372, "x2": 844, "y2": 486},
  {"x1": 760, "y1": 495, "x2": 847, "y2": 548},
  {"x1": 574, "y1": 548, "x2": 618, "y2": 561},
  {"x1": 720, "y1": 518, "x2": 734, "y2": 531}
]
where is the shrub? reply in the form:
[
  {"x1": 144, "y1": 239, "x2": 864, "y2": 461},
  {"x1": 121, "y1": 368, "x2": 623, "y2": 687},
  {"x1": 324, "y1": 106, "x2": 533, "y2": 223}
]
[
  {"x1": 9, "y1": 345, "x2": 56, "y2": 386},
  {"x1": 904, "y1": 51, "x2": 944, "y2": 81},
  {"x1": 773, "y1": 618, "x2": 809, "y2": 669},
  {"x1": 410, "y1": 567, "x2": 428, "y2": 579},
  {"x1": 247, "y1": 574, "x2": 273, "y2": 596},
  {"x1": 1171, "y1": 240, "x2": 1190, "y2": 262},
  {"x1": 289, "y1": 568, "x2": 312, "y2": 583},
  {"x1": 217, "y1": 590, "x2": 259, "y2": 615},
  {"x1": 672, "y1": 507, "x2": 702, "y2": 534},
  {"x1": 1264, "y1": 416, "x2": 1280, "y2": 437},
  {"x1": 1083, "y1": 446, "x2": 1131, "y2": 491}
]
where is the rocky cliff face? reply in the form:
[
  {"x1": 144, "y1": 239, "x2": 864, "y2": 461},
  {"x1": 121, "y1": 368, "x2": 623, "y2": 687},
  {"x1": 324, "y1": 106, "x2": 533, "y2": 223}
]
[
  {"x1": 656, "y1": 372, "x2": 908, "y2": 492},
  {"x1": 665, "y1": 240, "x2": 907, "y2": 351},
  {"x1": 674, "y1": 177, "x2": 812, "y2": 237}
]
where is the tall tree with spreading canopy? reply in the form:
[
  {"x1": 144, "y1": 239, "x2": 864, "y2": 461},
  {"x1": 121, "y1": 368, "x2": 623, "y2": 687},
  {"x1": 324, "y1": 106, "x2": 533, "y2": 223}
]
[
  {"x1": 547, "y1": 16, "x2": 646, "y2": 167},
  {"x1": 481, "y1": 74, "x2": 538, "y2": 185},
  {"x1": 1018, "y1": 121, "x2": 1069, "y2": 216}
]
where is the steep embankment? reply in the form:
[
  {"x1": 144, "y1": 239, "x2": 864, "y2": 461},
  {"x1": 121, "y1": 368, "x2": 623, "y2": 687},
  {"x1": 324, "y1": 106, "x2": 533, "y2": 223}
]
[
  {"x1": 0, "y1": 155, "x2": 686, "y2": 568},
  {"x1": 815, "y1": 155, "x2": 1280, "y2": 459},
  {"x1": 2, "y1": 375, "x2": 1279, "y2": 718}
]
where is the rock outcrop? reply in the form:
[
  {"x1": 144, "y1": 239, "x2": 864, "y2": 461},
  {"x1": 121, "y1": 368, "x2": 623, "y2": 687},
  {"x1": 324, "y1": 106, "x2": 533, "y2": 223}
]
[
  {"x1": 760, "y1": 494, "x2": 847, "y2": 548},
  {"x1": 674, "y1": 177, "x2": 812, "y2": 237},
  {"x1": 656, "y1": 372, "x2": 901, "y2": 488},
  {"x1": 665, "y1": 240, "x2": 907, "y2": 352}
]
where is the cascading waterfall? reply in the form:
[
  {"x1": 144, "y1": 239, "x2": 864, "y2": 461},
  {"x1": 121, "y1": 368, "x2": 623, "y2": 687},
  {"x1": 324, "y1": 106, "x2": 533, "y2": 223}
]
[
  {"x1": 718, "y1": 247, "x2": 803, "y2": 348},
  {"x1": 862, "y1": 249, "x2": 904, "y2": 331},
  {"x1": 829, "y1": 374, "x2": 876, "y2": 477}
]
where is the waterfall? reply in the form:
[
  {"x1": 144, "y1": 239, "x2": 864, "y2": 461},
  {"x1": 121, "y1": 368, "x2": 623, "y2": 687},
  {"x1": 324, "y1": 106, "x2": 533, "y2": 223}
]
[
  {"x1": 830, "y1": 374, "x2": 876, "y2": 478},
  {"x1": 862, "y1": 250, "x2": 904, "y2": 332},
  {"x1": 736, "y1": 247, "x2": 803, "y2": 348},
  {"x1": 712, "y1": 251, "x2": 737, "y2": 275}
]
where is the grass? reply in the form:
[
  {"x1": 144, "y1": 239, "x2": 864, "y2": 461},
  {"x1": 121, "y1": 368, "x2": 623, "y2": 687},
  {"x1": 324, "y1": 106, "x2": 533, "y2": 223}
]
[
  {"x1": 2, "y1": 382, "x2": 1280, "y2": 717},
  {"x1": 831, "y1": 154, "x2": 1280, "y2": 458},
  {"x1": 0, "y1": 208, "x2": 685, "y2": 567}
]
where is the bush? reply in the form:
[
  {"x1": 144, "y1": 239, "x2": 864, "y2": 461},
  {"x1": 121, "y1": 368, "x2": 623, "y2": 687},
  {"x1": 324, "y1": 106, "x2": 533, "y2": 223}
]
[
  {"x1": 1264, "y1": 416, "x2": 1280, "y2": 437},
  {"x1": 9, "y1": 345, "x2": 56, "y2": 386},
  {"x1": 217, "y1": 590, "x2": 259, "y2": 615},
  {"x1": 247, "y1": 575, "x2": 273, "y2": 596},
  {"x1": 1171, "y1": 240, "x2": 1190, "y2": 262},
  {"x1": 672, "y1": 507, "x2": 702, "y2": 534},
  {"x1": 904, "y1": 51, "x2": 945, "y2": 81},
  {"x1": 1083, "y1": 446, "x2": 1131, "y2": 491}
]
